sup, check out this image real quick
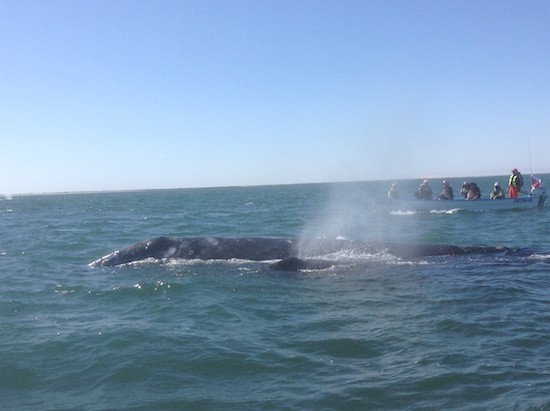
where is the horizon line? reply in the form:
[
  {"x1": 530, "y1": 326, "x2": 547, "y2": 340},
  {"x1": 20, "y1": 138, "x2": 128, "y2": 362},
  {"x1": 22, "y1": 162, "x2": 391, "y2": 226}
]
[{"x1": 4, "y1": 171, "x2": 548, "y2": 197}]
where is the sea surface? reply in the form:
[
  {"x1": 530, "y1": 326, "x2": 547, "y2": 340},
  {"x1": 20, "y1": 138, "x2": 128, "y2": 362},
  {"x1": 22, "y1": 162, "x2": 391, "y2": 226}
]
[{"x1": 1, "y1": 176, "x2": 549, "y2": 410}]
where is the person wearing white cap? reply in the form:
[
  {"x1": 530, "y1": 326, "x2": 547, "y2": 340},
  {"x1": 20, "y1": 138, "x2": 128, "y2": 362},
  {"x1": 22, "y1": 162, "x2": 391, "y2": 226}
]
[
  {"x1": 437, "y1": 180, "x2": 454, "y2": 200},
  {"x1": 388, "y1": 183, "x2": 399, "y2": 200},
  {"x1": 490, "y1": 182, "x2": 505, "y2": 199},
  {"x1": 460, "y1": 181, "x2": 470, "y2": 198},
  {"x1": 414, "y1": 180, "x2": 433, "y2": 200}
]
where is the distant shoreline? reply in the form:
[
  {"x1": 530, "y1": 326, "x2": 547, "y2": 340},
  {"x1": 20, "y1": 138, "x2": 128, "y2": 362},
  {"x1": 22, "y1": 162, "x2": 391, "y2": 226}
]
[{"x1": 4, "y1": 172, "x2": 549, "y2": 197}]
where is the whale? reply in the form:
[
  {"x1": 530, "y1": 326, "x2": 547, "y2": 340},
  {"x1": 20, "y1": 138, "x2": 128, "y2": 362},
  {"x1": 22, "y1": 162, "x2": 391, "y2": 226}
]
[
  {"x1": 89, "y1": 237, "x2": 298, "y2": 267},
  {"x1": 89, "y1": 236, "x2": 520, "y2": 270}
]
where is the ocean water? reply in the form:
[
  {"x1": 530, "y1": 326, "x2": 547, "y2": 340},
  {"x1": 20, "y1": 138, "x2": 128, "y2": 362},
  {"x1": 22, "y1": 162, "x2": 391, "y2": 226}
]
[{"x1": 1, "y1": 177, "x2": 549, "y2": 410}]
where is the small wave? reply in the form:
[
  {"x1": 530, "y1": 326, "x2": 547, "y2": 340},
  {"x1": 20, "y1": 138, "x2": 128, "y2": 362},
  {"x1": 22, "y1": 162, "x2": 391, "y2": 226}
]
[
  {"x1": 104, "y1": 281, "x2": 181, "y2": 297},
  {"x1": 308, "y1": 249, "x2": 380, "y2": 260},
  {"x1": 527, "y1": 253, "x2": 550, "y2": 262},
  {"x1": 430, "y1": 208, "x2": 460, "y2": 215},
  {"x1": 164, "y1": 257, "x2": 267, "y2": 267},
  {"x1": 391, "y1": 208, "x2": 462, "y2": 215},
  {"x1": 390, "y1": 210, "x2": 417, "y2": 216}
]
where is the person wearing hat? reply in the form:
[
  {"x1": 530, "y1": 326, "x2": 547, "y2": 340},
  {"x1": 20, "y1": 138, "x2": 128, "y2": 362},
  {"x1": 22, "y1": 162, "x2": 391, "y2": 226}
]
[
  {"x1": 508, "y1": 168, "x2": 523, "y2": 198},
  {"x1": 490, "y1": 182, "x2": 505, "y2": 199},
  {"x1": 414, "y1": 179, "x2": 433, "y2": 200},
  {"x1": 437, "y1": 180, "x2": 454, "y2": 200},
  {"x1": 460, "y1": 181, "x2": 470, "y2": 198},
  {"x1": 387, "y1": 183, "x2": 399, "y2": 200}
]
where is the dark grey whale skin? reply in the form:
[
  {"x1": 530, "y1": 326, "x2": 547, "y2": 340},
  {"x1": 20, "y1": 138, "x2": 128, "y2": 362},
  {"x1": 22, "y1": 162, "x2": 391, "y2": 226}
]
[
  {"x1": 89, "y1": 236, "x2": 515, "y2": 270},
  {"x1": 89, "y1": 237, "x2": 298, "y2": 267}
]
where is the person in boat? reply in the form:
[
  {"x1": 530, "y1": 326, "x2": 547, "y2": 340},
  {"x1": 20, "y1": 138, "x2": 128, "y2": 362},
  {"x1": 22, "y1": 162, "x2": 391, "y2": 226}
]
[
  {"x1": 460, "y1": 181, "x2": 470, "y2": 198},
  {"x1": 414, "y1": 180, "x2": 433, "y2": 200},
  {"x1": 388, "y1": 183, "x2": 399, "y2": 200},
  {"x1": 466, "y1": 182, "x2": 481, "y2": 200},
  {"x1": 530, "y1": 176, "x2": 544, "y2": 196},
  {"x1": 508, "y1": 168, "x2": 523, "y2": 198},
  {"x1": 437, "y1": 180, "x2": 454, "y2": 200},
  {"x1": 490, "y1": 182, "x2": 505, "y2": 199}
]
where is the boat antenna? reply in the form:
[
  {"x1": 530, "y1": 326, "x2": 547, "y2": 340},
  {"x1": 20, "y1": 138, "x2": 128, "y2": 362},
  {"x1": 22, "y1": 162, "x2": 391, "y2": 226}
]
[{"x1": 528, "y1": 137, "x2": 533, "y2": 176}]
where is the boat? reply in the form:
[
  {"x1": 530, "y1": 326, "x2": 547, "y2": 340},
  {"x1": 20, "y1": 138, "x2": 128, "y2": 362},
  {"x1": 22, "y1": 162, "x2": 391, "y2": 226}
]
[{"x1": 378, "y1": 177, "x2": 547, "y2": 212}]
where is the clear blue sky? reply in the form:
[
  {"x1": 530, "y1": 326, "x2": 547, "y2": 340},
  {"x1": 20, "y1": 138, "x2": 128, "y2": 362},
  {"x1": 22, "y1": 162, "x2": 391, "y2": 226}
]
[{"x1": 2, "y1": 0, "x2": 549, "y2": 194}]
